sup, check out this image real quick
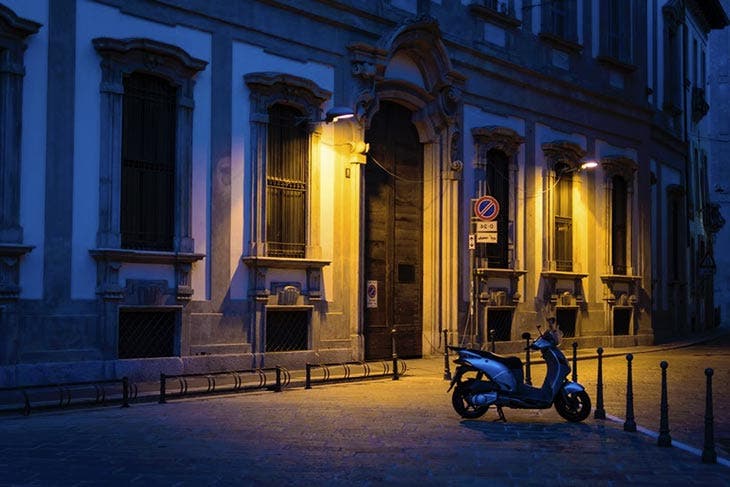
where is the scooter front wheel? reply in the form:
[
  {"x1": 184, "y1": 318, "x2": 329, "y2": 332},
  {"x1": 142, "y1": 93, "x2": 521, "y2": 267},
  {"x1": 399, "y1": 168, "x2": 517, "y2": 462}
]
[
  {"x1": 451, "y1": 386, "x2": 489, "y2": 419},
  {"x1": 554, "y1": 390, "x2": 591, "y2": 422}
]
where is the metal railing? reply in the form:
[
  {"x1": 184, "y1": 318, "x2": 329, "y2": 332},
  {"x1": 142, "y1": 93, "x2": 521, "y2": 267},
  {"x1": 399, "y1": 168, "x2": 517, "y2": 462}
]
[
  {"x1": 0, "y1": 378, "x2": 135, "y2": 416},
  {"x1": 159, "y1": 367, "x2": 290, "y2": 403},
  {"x1": 305, "y1": 360, "x2": 408, "y2": 389}
]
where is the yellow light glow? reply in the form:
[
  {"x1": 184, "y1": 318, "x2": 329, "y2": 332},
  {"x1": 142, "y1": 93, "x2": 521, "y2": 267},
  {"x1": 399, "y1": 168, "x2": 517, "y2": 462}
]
[
  {"x1": 580, "y1": 161, "x2": 598, "y2": 170},
  {"x1": 332, "y1": 113, "x2": 355, "y2": 123}
]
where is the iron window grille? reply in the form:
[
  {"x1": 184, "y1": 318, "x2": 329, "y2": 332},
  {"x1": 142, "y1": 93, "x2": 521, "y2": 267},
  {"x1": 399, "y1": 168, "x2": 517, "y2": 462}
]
[
  {"x1": 483, "y1": 0, "x2": 515, "y2": 17},
  {"x1": 601, "y1": 1, "x2": 633, "y2": 64},
  {"x1": 477, "y1": 149, "x2": 510, "y2": 268},
  {"x1": 487, "y1": 308, "x2": 513, "y2": 341},
  {"x1": 265, "y1": 309, "x2": 309, "y2": 352},
  {"x1": 118, "y1": 309, "x2": 178, "y2": 359},
  {"x1": 541, "y1": 0, "x2": 577, "y2": 42},
  {"x1": 266, "y1": 104, "x2": 308, "y2": 258},
  {"x1": 554, "y1": 171, "x2": 573, "y2": 272},
  {"x1": 121, "y1": 72, "x2": 176, "y2": 251},
  {"x1": 612, "y1": 175, "x2": 628, "y2": 275}
]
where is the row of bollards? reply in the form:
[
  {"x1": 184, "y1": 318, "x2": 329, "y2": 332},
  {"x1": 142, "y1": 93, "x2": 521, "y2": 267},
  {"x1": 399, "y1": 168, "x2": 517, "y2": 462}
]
[
  {"x1": 441, "y1": 334, "x2": 718, "y2": 464},
  {"x1": 592, "y1": 349, "x2": 718, "y2": 464}
]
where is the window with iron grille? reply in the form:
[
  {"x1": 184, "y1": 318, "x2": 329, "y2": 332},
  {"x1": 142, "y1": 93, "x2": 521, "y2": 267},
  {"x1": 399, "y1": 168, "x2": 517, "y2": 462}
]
[
  {"x1": 0, "y1": 7, "x2": 39, "y2": 248},
  {"x1": 93, "y1": 38, "x2": 206, "y2": 256},
  {"x1": 265, "y1": 309, "x2": 309, "y2": 352},
  {"x1": 600, "y1": 0, "x2": 633, "y2": 64},
  {"x1": 662, "y1": 4, "x2": 683, "y2": 114},
  {"x1": 613, "y1": 308, "x2": 632, "y2": 335},
  {"x1": 267, "y1": 104, "x2": 308, "y2": 258},
  {"x1": 118, "y1": 309, "x2": 178, "y2": 359},
  {"x1": 612, "y1": 175, "x2": 628, "y2": 275},
  {"x1": 477, "y1": 149, "x2": 509, "y2": 268},
  {"x1": 487, "y1": 308, "x2": 513, "y2": 341},
  {"x1": 554, "y1": 169, "x2": 573, "y2": 272},
  {"x1": 556, "y1": 308, "x2": 576, "y2": 338},
  {"x1": 668, "y1": 189, "x2": 682, "y2": 281},
  {"x1": 541, "y1": 0, "x2": 577, "y2": 42},
  {"x1": 121, "y1": 73, "x2": 176, "y2": 251},
  {"x1": 483, "y1": 0, "x2": 515, "y2": 16}
]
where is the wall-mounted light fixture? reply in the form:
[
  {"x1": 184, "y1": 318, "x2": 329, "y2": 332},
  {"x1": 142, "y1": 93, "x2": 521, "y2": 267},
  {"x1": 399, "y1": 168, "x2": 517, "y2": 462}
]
[
  {"x1": 325, "y1": 106, "x2": 355, "y2": 123},
  {"x1": 580, "y1": 160, "x2": 598, "y2": 170},
  {"x1": 558, "y1": 159, "x2": 598, "y2": 176},
  {"x1": 296, "y1": 106, "x2": 355, "y2": 125}
]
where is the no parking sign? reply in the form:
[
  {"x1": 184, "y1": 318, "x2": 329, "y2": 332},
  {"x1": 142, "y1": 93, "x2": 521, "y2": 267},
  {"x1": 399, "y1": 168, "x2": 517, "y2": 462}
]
[
  {"x1": 473, "y1": 195, "x2": 500, "y2": 221},
  {"x1": 366, "y1": 280, "x2": 378, "y2": 308}
]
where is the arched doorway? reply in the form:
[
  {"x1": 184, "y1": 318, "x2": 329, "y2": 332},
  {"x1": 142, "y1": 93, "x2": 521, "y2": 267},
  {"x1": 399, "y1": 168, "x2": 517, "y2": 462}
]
[{"x1": 364, "y1": 101, "x2": 423, "y2": 359}]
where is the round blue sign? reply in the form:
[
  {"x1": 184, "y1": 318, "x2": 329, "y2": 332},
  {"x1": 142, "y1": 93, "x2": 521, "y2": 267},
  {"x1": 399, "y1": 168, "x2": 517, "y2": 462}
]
[{"x1": 474, "y1": 195, "x2": 500, "y2": 221}]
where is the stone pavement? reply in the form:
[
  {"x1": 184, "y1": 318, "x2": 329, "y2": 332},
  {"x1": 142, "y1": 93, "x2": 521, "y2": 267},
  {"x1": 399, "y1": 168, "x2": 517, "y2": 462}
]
[{"x1": 1, "y1": 330, "x2": 730, "y2": 486}]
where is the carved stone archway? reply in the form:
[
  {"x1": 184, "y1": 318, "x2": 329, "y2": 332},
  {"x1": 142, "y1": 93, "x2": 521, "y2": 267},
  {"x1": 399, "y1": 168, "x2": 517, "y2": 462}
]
[{"x1": 348, "y1": 16, "x2": 465, "y2": 356}]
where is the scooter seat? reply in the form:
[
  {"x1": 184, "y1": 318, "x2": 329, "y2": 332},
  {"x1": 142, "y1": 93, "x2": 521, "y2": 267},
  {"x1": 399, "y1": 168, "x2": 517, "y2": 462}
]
[{"x1": 470, "y1": 349, "x2": 523, "y2": 370}]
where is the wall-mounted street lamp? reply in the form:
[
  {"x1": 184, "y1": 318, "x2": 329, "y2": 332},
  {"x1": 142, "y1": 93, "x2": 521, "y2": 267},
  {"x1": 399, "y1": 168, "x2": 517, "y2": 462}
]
[
  {"x1": 580, "y1": 160, "x2": 598, "y2": 170},
  {"x1": 557, "y1": 159, "x2": 598, "y2": 176},
  {"x1": 296, "y1": 106, "x2": 355, "y2": 125},
  {"x1": 325, "y1": 106, "x2": 355, "y2": 123}
]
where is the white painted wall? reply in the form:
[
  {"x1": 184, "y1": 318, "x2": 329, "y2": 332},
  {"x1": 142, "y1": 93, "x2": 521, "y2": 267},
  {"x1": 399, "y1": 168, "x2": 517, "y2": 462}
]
[
  {"x1": 6, "y1": 0, "x2": 49, "y2": 300},
  {"x1": 230, "y1": 41, "x2": 335, "y2": 300},
  {"x1": 71, "y1": 0, "x2": 212, "y2": 299}
]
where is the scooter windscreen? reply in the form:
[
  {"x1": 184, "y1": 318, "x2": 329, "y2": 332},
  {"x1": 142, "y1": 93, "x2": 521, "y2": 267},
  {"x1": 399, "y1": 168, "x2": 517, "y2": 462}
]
[{"x1": 531, "y1": 329, "x2": 562, "y2": 349}]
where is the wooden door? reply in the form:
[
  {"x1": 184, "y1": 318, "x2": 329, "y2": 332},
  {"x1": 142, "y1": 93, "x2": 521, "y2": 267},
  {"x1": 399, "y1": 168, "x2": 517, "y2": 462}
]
[{"x1": 364, "y1": 101, "x2": 423, "y2": 360}]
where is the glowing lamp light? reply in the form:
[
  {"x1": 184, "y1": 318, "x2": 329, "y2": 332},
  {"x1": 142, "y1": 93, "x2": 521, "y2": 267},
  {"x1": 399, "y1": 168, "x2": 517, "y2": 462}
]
[
  {"x1": 325, "y1": 107, "x2": 355, "y2": 123},
  {"x1": 580, "y1": 160, "x2": 598, "y2": 170}
]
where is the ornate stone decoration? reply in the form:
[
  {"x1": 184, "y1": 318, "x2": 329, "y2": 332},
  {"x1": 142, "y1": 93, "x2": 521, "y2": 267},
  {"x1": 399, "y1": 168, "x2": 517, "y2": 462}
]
[
  {"x1": 692, "y1": 87, "x2": 710, "y2": 123},
  {"x1": 662, "y1": 0, "x2": 685, "y2": 34},
  {"x1": 472, "y1": 126, "x2": 525, "y2": 161},
  {"x1": 542, "y1": 140, "x2": 587, "y2": 171},
  {"x1": 704, "y1": 202, "x2": 726, "y2": 235},
  {"x1": 245, "y1": 72, "x2": 331, "y2": 126},
  {"x1": 601, "y1": 155, "x2": 637, "y2": 183},
  {"x1": 347, "y1": 16, "x2": 466, "y2": 130}
]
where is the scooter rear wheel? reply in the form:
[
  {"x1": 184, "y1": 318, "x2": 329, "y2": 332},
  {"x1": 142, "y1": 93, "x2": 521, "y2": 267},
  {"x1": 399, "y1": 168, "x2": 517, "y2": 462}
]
[
  {"x1": 451, "y1": 386, "x2": 489, "y2": 419},
  {"x1": 554, "y1": 390, "x2": 591, "y2": 422}
]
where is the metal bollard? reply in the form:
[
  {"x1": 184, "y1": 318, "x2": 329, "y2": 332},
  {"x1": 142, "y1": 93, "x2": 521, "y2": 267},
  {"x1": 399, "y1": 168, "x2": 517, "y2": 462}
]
[
  {"x1": 594, "y1": 347, "x2": 606, "y2": 420},
  {"x1": 624, "y1": 353, "x2": 637, "y2": 432},
  {"x1": 658, "y1": 361, "x2": 671, "y2": 447},
  {"x1": 159, "y1": 373, "x2": 167, "y2": 404},
  {"x1": 443, "y1": 329, "x2": 452, "y2": 381},
  {"x1": 122, "y1": 377, "x2": 130, "y2": 408},
  {"x1": 572, "y1": 341, "x2": 578, "y2": 382},
  {"x1": 489, "y1": 329, "x2": 496, "y2": 352},
  {"x1": 702, "y1": 368, "x2": 716, "y2": 464},
  {"x1": 274, "y1": 366, "x2": 283, "y2": 392},
  {"x1": 522, "y1": 332, "x2": 532, "y2": 386},
  {"x1": 305, "y1": 363, "x2": 312, "y2": 389},
  {"x1": 391, "y1": 328, "x2": 399, "y2": 380}
]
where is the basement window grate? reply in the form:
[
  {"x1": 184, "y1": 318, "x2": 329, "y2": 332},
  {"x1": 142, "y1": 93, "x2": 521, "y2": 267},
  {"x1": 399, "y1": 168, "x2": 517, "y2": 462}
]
[
  {"x1": 118, "y1": 310, "x2": 177, "y2": 359},
  {"x1": 266, "y1": 309, "x2": 309, "y2": 352},
  {"x1": 487, "y1": 308, "x2": 513, "y2": 341}
]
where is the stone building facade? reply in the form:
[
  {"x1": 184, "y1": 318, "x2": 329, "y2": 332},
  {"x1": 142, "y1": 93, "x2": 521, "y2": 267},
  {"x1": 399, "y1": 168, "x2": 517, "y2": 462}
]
[{"x1": 0, "y1": 0, "x2": 727, "y2": 386}]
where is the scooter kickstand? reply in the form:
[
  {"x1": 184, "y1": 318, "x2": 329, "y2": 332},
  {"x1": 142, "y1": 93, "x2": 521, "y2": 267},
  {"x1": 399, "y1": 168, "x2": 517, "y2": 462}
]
[{"x1": 495, "y1": 406, "x2": 506, "y2": 422}]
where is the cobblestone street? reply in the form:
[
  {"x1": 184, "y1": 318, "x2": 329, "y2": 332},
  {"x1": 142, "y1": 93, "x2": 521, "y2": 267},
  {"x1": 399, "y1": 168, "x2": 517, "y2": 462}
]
[{"x1": 1, "y1": 332, "x2": 729, "y2": 486}]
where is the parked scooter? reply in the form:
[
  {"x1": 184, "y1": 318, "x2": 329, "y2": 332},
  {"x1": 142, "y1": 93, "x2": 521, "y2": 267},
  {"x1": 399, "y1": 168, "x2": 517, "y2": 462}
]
[{"x1": 447, "y1": 319, "x2": 591, "y2": 422}]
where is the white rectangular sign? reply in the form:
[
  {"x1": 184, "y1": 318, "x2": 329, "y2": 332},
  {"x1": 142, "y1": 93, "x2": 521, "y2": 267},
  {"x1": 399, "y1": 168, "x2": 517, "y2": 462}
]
[
  {"x1": 476, "y1": 232, "x2": 498, "y2": 243},
  {"x1": 476, "y1": 221, "x2": 498, "y2": 232}
]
